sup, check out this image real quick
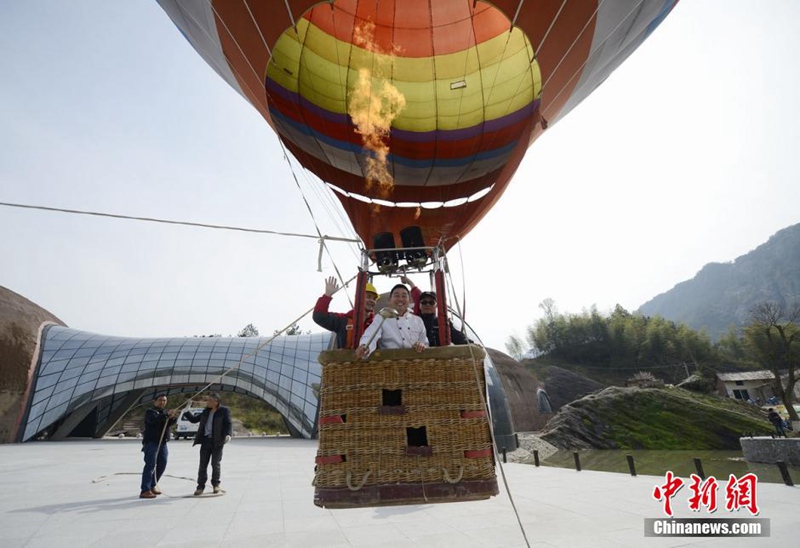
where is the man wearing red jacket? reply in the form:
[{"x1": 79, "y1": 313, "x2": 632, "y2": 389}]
[{"x1": 313, "y1": 277, "x2": 377, "y2": 348}]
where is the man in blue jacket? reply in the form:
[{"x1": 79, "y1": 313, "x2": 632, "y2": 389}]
[
  {"x1": 183, "y1": 393, "x2": 233, "y2": 495},
  {"x1": 139, "y1": 393, "x2": 178, "y2": 498}
]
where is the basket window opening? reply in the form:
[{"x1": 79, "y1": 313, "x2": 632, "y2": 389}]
[
  {"x1": 382, "y1": 389, "x2": 402, "y2": 406},
  {"x1": 406, "y1": 426, "x2": 428, "y2": 447}
]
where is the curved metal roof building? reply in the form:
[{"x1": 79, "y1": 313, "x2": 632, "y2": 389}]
[{"x1": 16, "y1": 325, "x2": 516, "y2": 450}]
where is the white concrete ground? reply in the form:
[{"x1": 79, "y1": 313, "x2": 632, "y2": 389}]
[{"x1": 0, "y1": 438, "x2": 797, "y2": 547}]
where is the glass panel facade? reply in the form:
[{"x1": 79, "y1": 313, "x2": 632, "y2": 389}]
[
  {"x1": 22, "y1": 326, "x2": 329, "y2": 441},
  {"x1": 21, "y1": 324, "x2": 516, "y2": 448}
]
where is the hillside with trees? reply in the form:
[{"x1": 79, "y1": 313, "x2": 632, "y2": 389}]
[
  {"x1": 507, "y1": 301, "x2": 720, "y2": 386},
  {"x1": 637, "y1": 223, "x2": 800, "y2": 340},
  {"x1": 505, "y1": 293, "x2": 800, "y2": 448}
]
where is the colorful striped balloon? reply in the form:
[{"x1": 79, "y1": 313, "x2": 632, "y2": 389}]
[{"x1": 158, "y1": 0, "x2": 678, "y2": 249}]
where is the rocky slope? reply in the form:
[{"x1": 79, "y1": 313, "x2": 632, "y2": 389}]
[
  {"x1": 1, "y1": 285, "x2": 66, "y2": 443},
  {"x1": 522, "y1": 363, "x2": 605, "y2": 410},
  {"x1": 538, "y1": 386, "x2": 774, "y2": 450}
]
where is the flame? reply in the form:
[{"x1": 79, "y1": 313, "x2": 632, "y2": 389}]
[{"x1": 348, "y1": 21, "x2": 406, "y2": 197}]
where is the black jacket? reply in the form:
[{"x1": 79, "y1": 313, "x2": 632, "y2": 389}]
[
  {"x1": 142, "y1": 407, "x2": 177, "y2": 444},
  {"x1": 421, "y1": 314, "x2": 469, "y2": 347},
  {"x1": 183, "y1": 406, "x2": 232, "y2": 448}
]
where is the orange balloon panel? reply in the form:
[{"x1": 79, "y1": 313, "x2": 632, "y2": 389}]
[{"x1": 158, "y1": 0, "x2": 678, "y2": 249}]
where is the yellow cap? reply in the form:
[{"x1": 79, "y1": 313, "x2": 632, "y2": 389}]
[{"x1": 365, "y1": 283, "x2": 378, "y2": 296}]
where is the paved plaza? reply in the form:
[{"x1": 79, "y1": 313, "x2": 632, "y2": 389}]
[{"x1": 0, "y1": 438, "x2": 798, "y2": 547}]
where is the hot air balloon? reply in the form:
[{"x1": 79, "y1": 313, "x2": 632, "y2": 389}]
[
  {"x1": 157, "y1": 0, "x2": 679, "y2": 508},
  {"x1": 157, "y1": 0, "x2": 678, "y2": 252}
]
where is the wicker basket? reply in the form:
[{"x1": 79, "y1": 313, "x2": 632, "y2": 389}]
[{"x1": 314, "y1": 345, "x2": 498, "y2": 508}]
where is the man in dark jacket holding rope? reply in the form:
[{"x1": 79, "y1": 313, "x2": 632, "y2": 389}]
[
  {"x1": 139, "y1": 393, "x2": 178, "y2": 499},
  {"x1": 183, "y1": 393, "x2": 233, "y2": 495}
]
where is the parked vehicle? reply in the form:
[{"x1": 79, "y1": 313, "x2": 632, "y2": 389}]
[{"x1": 174, "y1": 407, "x2": 205, "y2": 440}]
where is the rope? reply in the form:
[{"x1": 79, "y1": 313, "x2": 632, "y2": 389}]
[
  {"x1": 346, "y1": 469, "x2": 372, "y2": 491},
  {"x1": 441, "y1": 465, "x2": 464, "y2": 484},
  {"x1": 171, "y1": 2, "x2": 363, "y2": 272},
  {"x1": 242, "y1": 0, "x2": 271, "y2": 57},
  {"x1": 417, "y1": 457, "x2": 429, "y2": 503},
  {"x1": 143, "y1": 267, "x2": 359, "y2": 486},
  {"x1": 541, "y1": 0, "x2": 648, "y2": 109},
  {"x1": 143, "y1": 295, "x2": 344, "y2": 494},
  {"x1": 451, "y1": 238, "x2": 531, "y2": 548},
  {"x1": 92, "y1": 471, "x2": 195, "y2": 484},
  {"x1": 461, "y1": 338, "x2": 531, "y2": 548},
  {"x1": 277, "y1": 139, "x2": 362, "y2": 284},
  {"x1": 0, "y1": 201, "x2": 359, "y2": 243},
  {"x1": 443, "y1": 241, "x2": 468, "y2": 340}
]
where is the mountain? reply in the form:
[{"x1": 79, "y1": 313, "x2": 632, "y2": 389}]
[{"x1": 637, "y1": 223, "x2": 800, "y2": 339}]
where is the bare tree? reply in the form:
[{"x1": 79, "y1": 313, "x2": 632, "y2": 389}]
[{"x1": 746, "y1": 302, "x2": 800, "y2": 423}]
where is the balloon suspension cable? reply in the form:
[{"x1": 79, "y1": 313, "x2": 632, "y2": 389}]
[
  {"x1": 161, "y1": 2, "x2": 665, "y2": 535},
  {"x1": 442, "y1": 243, "x2": 469, "y2": 344},
  {"x1": 275, "y1": 140, "x2": 359, "y2": 285},
  {"x1": 541, "y1": 0, "x2": 649, "y2": 108},
  {"x1": 177, "y1": 1, "x2": 361, "y2": 275},
  {"x1": 185, "y1": 0, "x2": 362, "y2": 290},
  {"x1": 455, "y1": 238, "x2": 467, "y2": 321}
]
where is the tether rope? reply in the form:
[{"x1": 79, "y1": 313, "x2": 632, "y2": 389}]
[
  {"x1": 142, "y1": 273, "x2": 357, "y2": 492},
  {"x1": 464, "y1": 334, "x2": 531, "y2": 548},
  {"x1": 443, "y1": 242, "x2": 531, "y2": 548},
  {"x1": 52, "y1": 6, "x2": 602, "y2": 534},
  {"x1": 179, "y1": 271, "x2": 357, "y2": 403},
  {"x1": 0, "y1": 201, "x2": 359, "y2": 243}
]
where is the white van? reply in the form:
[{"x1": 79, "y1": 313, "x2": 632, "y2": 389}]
[{"x1": 174, "y1": 407, "x2": 205, "y2": 440}]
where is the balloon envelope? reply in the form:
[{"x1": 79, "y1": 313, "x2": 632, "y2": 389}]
[{"x1": 158, "y1": 0, "x2": 678, "y2": 249}]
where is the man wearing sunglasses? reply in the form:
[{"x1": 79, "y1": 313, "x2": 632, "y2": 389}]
[{"x1": 401, "y1": 277, "x2": 469, "y2": 347}]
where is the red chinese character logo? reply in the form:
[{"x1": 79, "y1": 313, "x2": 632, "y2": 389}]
[
  {"x1": 687, "y1": 474, "x2": 718, "y2": 513},
  {"x1": 725, "y1": 473, "x2": 759, "y2": 515},
  {"x1": 653, "y1": 471, "x2": 685, "y2": 517}
]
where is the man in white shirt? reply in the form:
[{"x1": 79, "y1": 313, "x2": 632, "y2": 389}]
[{"x1": 356, "y1": 284, "x2": 428, "y2": 359}]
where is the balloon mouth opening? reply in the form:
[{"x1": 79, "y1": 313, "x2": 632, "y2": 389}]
[{"x1": 326, "y1": 183, "x2": 494, "y2": 209}]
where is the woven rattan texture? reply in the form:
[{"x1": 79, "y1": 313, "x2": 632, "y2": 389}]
[{"x1": 315, "y1": 347, "x2": 496, "y2": 489}]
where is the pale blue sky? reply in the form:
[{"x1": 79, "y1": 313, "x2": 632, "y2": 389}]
[{"x1": 2, "y1": 1, "x2": 799, "y2": 351}]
